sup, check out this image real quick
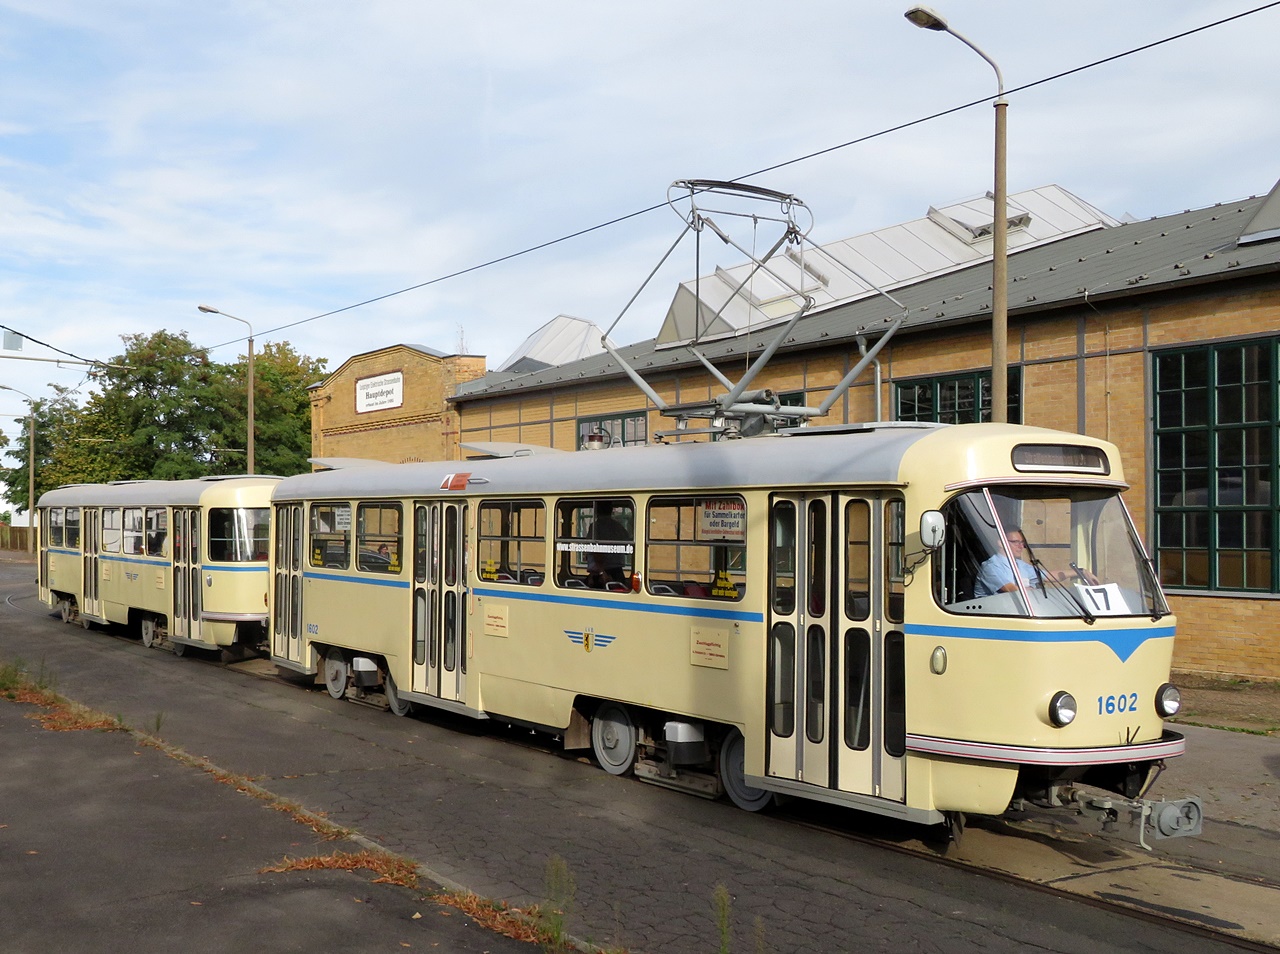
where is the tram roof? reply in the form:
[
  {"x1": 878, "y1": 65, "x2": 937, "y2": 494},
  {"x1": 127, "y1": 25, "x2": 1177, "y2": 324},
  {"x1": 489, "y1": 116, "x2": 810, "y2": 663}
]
[
  {"x1": 37, "y1": 475, "x2": 281, "y2": 509},
  {"x1": 272, "y1": 424, "x2": 947, "y2": 502}
]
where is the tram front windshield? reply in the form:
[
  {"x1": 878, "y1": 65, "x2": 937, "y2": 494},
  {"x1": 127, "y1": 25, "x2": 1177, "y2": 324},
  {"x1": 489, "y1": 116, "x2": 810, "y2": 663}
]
[{"x1": 933, "y1": 488, "x2": 1167, "y2": 619}]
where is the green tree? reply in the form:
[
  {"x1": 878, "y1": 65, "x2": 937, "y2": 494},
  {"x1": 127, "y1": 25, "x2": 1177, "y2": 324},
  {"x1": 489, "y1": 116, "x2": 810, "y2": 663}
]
[
  {"x1": 91, "y1": 329, "x2": 226, "y2": 480},
  {"x1": 0, "y1": 386, "x2": 127, "y2": 514},
  {"x1": 1, "y1": 331, "x2": 327, "y2": 506},
  {"x1": 210, "y1": 340, "x2": 327, "y2": 477}
]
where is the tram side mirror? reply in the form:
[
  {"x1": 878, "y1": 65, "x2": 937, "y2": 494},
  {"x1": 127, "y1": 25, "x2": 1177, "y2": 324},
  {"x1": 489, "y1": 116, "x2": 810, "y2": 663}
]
[{"x1": 919, "y1": 511, "x2": 946, "y2": 551}]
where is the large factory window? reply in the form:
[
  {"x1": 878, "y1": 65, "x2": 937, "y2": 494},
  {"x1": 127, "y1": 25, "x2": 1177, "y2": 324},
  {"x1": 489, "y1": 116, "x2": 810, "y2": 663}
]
[
  {"x1": 577, "y1": 411, "x2": 647, "y2": 450},
  {"x1": 895, "y1": 368, "x2": 1021, "y2": 424},
  {"x1": 1155, "y1": 341, "x2": 1275, "y2": 592}
]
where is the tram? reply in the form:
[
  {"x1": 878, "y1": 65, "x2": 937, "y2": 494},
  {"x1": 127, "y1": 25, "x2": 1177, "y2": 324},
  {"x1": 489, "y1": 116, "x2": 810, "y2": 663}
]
[
  {"x1": 36, "y1": 476, "x2": 279, "y2": 656},
  {"x1": 268, "y1": 422, "x2": 1199, "y2": 837}
]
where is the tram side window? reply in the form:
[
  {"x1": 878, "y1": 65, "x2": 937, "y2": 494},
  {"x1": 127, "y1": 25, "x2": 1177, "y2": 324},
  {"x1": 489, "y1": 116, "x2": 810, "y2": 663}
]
[
  {"x1": 65, "y1": 508, "x2": 81, "y2": 549},
  {"x1": 356, "y1": 503, "x2": 402, "y2": 573},
  {"x1": 884, "y1": 499, "x2": 905, "y2": 624},
  {"x1": 646, "y1": 496, "x2": 746, "y2": 600},
  {"x1": 102, "y1": 509, "x2": 121, "y2": 553},
  {"x1": 845, "y1": 501, "x2": 871, "y2": 620},
  {"x1": 478, "y1": 500, "x2": 546, "y2": 586},
  {"x1": 48, "y1": 508, "x2": 64, "y2": 548},
  {"x1": 123, "y1": 508, "x2": 144, "y2": 556},
  {"x1": 145, "y1": 508, "x2": 168, "y2": 556},
  {"x1": 771, "y1": 501, "x2": 797, "y2": 614},
  {"x1": 310, "y1": 503, "x2": 351, "y2": 569},
  {"x1": 555, "y1": 498, "x2": 635, "y2": 591},
  {"x1": 210, "y1": 508, "x2": 270, "y2": 562}
]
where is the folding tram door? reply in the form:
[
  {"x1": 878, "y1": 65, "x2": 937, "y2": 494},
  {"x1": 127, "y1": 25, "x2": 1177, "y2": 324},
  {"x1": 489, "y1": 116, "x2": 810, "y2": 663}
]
[
  {"x1": 81, "y1": 508, "x2": 103, "y2": 621},
  {"x1": 766, "y1": 492, "x2": 906, "y2": 804},
  {"x1": 411, "y1": 500, "x2": 468, "y2": 703},
  {"x1": 170, "y1": 508, "x2": 201, "y2": 641},
  {"x1": 272, "y1": 503, "x2": 305, "y2": 666}
]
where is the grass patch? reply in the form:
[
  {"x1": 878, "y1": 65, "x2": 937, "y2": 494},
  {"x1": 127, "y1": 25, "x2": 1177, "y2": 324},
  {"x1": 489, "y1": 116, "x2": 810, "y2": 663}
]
[{"x1": 0, "y1": 657, "x2": 123, "y2": 733}]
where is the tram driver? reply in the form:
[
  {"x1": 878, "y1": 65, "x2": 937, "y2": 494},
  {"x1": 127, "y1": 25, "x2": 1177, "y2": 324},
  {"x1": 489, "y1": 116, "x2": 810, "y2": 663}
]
[{"x1": 973, "y1": 528, "x2": 1097, "y2": 597}]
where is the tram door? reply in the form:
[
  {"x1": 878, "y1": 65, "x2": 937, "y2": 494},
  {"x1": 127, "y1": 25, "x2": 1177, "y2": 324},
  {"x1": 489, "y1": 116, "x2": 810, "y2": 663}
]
[
  {"x1": 411, "y1": 501, "x2": 468, "y2": 702},
  {"x1": 273, "y1": 504, "x2": 305, "y2": 664},
  {"x1": 766, "y1": 493, "x2": 906, "y2": 803},
  {"x1": 171, "y1": 508, "x2": 202, "y2": 640},
  {"x1": 81, "y1": 508, "x2": 102, "y2": 620}
]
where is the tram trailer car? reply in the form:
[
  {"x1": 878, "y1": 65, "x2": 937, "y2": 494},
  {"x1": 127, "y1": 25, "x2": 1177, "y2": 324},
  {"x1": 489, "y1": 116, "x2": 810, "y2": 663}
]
[
  {"x1": 270, "y1": 422, "x2": 1199, "y2": 839},
  {"x1": 37, "y1": 476, "x2": 278, "y2": 656}
]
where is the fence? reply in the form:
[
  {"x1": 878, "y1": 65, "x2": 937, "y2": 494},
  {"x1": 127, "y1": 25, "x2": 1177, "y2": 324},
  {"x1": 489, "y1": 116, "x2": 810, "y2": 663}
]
[{"x1": 0, "y1": 525, "x2": 30, "y2": 551}]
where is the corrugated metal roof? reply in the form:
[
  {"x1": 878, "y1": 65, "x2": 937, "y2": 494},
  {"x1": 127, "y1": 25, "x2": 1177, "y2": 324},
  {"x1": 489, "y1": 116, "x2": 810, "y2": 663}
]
[{"x1": 454, "y1": 189, "x2": 1280, "y2": 404}]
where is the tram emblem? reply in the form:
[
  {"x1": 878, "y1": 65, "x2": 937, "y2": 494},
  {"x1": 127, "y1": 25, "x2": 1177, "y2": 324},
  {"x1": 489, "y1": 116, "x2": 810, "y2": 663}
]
[{"x1": 564, "y1": 629, "x2": 617, "y2": 653}]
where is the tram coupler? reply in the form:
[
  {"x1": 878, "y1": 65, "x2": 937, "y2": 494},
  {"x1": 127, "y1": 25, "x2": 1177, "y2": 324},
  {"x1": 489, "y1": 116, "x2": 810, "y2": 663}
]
[{"x1": 1055, "y1": 786, "x2": 1203, "y2": 849}]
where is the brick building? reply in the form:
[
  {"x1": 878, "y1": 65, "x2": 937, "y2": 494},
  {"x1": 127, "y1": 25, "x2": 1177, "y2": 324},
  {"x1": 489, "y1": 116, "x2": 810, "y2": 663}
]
[{"x1": 308, "y1": 344, "x2": 485, "y2": 464}]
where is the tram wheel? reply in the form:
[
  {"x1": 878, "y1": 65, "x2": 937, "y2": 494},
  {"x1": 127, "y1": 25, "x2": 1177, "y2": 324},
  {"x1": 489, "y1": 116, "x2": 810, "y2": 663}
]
[
  {"x1": 591, "y1": 703, "x2": 637, "y2": 776},
  {"x1": 59, "y1": 600, "x2": 72, "y2": 623},
  {"x1": 719, "y1": 729, "x2": 773, "y2": 812},
  {"x1": 384, "y1": 671, "x2": 411, "y2": 717},
  {"x1": 141, "y1": 618, "x2": 157, "y2": 649},
  {"x1": 80, "y1": 615, "x2": 92, "y2": 631},
  {"x1": 323, "y1": 648, "x2": 349, "y2": 700},
  {"x1": 171, "y1": 641, "x2": 186, "y2": 657}
]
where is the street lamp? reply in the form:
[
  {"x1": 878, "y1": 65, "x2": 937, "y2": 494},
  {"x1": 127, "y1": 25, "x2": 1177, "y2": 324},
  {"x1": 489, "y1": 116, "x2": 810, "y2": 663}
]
[
  {"x1": 198, "y1": 305, "x2": 255, "y2": 474},
  {"x1": 906, "y1": 6, "x2": 1009, "y2": 423},
  {"x1": 0, "y1": 384, "x2": 37, "y2": 552}
]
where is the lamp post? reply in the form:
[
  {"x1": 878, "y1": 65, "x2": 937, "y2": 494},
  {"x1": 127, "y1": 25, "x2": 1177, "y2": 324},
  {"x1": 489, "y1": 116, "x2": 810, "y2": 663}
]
[
  {"x1": 198, "y1": 305, "x2": 255, "y2": 474},
  {"x1": 0, "y1": 384, "x2": 37, "y2": 552},
  {"x1": 906, "y1": 6, "x2": 1009, "y2": 423}
]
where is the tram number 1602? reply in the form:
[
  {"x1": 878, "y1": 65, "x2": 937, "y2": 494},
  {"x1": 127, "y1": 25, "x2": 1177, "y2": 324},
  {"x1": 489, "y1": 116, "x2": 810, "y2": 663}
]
[{"x1": 1098, "y1": 692, "x2": 1139, "y2": 715}]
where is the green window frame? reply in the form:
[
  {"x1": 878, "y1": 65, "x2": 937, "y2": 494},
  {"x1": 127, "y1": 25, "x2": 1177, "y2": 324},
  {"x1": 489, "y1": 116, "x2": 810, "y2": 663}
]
[
  {"x1": 1154, "y1": 341, "x2": 1275, "y2": 592},
  {"x1": 578, "y1": 411, "x2": 647, "y2": 449},
  {"x1": 895, "y1": 368, "x2": 1022, "y2": 424}
]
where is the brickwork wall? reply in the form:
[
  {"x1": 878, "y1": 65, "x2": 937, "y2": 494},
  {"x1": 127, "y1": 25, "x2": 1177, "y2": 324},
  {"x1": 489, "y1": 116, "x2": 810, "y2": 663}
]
[{"x1": 311, "y1": 347, "x2": 484, "y2": 464}]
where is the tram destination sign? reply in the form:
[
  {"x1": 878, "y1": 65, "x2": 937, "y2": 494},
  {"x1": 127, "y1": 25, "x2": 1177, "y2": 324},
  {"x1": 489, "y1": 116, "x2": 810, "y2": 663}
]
[{"x1": 356, "y1": 371, "x2": 404, "y2": 413}]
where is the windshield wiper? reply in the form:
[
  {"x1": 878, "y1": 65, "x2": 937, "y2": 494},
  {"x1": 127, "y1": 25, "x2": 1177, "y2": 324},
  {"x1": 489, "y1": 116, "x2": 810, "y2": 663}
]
[{"x1": 1031, "y1": 556, "x2": 1096, "y2": 624}]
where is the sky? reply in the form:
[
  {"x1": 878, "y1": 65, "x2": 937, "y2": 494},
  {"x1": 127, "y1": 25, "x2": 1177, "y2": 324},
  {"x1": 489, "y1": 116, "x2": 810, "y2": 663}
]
[{"x1": 1, "y1": 0, "x2": 1279, "y2": 509}]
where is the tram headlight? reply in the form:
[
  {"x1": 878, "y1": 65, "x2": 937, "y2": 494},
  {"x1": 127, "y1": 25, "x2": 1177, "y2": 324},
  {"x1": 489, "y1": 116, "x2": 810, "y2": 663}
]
[
  {"x1": 1048, "y1": 691, "x2": 1077, "y2": 727},
  {"x1": 1155, "y1": 683, "x2": 1182, "y2": 718}
]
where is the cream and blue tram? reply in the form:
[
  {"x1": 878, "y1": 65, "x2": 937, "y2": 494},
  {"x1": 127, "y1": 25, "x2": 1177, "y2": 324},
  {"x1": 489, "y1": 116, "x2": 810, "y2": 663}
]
[
  {"x1": 268, "y1": 423, "x2": 1192, "y2": 832},
  {"x1": 37, "y1": 476, "x2": 278, "y2": 656}
]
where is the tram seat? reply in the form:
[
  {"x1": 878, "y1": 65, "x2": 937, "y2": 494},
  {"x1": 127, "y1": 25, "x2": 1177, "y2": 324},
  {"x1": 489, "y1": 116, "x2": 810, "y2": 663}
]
[
  {"x1": 494, "y1": 572, "x2": 517, "y2": 582},
  {"x1": 847, "y1": 593, "x2": 870, "y2": 618},
  {"x1": 605, "y1": 581, "x2": 628, "y2": 592},
  {"x1": 683, "y1": 582, "x2": 709, "y2": 598},
  {"x1": 563, "y1": 578, "x2": 587, "y2": 588},
  {"x1": 650, "y1": 583, "x2": 677, "y2": 595},
  {"x1": 524, "y1": 574, "x2": 544, "y2": 586}
]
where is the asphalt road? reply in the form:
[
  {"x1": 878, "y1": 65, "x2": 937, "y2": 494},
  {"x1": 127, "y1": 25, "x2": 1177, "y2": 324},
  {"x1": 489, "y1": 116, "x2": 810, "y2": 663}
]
[{"x1": 0, "y1": 563, "x2": 1250, "y2": 954}]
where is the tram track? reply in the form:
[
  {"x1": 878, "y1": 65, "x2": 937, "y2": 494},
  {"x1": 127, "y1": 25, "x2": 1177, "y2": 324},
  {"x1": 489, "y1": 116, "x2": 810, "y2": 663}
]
[{"x1": 779, "y1": 808, "x2": 1280, "y2": 952}]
